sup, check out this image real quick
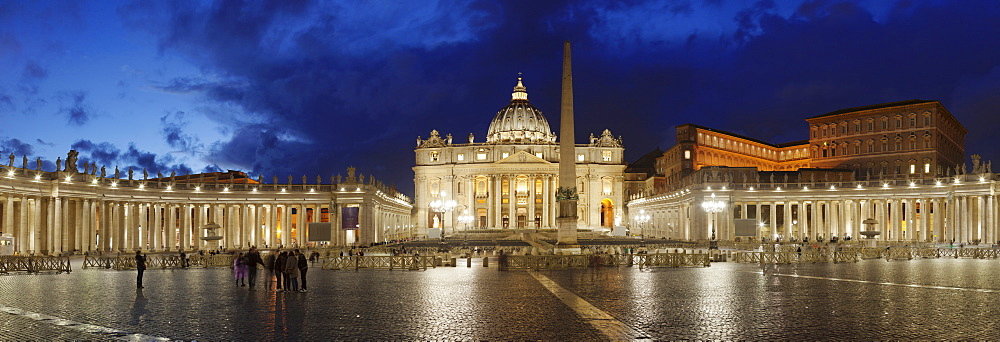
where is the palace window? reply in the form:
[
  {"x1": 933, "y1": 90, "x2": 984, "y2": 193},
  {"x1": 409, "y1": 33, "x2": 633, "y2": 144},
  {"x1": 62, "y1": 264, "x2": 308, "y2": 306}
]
[
  {"x1": 457, "y1": 153, "x2": 465, "y2": 161},
  {"x1": 535, "y1": 180, "x2": 543, "y2": 195},
  {"x1": 602, "y1": 179, "x2": 612, "y2": 195},
  {"x1": 854, "y1": 122, "x2": 861, "y2": 132},
  {"x1": 502, "y1": 179, "x2": 509, "y2": 196},
  {"x1": 910, "y1": 117, "x2": 916, "y2": 127},
  {"x1": 895, "y1": 141, "x2": 901, "y2": 151},
  {"x1": 924, "y1": 116, "x2": 931, "y2": 125},
  {"x1": 910, "y1": 164, "x2": 916, "y2": 174},
  {"x1": 502, "y1": 152, "x2": 509, "y2": 159},
  {"x1": 477, "y1": 149, "x2": 487, "y2": 160},
  {"x1": 535, "y1": 152, "x2": 543, "y2": 159},
  {"x1": 602, "y1": 151, "x2": 612, "y2": 162},
  {"x1": 867, "y1": 121, "x2": 874, "y2": 131},
  {"x1": 854, "y1": 144, "x2": 860, "y2": 154},
  {"x1": 924, "y1": 163, "x2": 931, "y2": 173},
  {"x1": 881, "y1": 120, "x2": 887, "y2": 130},
  {"x1": 430, "y1": 151, "x2": 439, "y2": 162},
  {"x1": 577, "y1": 154, "x2": 585, "y2": 162},
  {"x1": 684, "y1": 150, "x2": 691, "y2": 159},
  {"x1": 896, "y1": 118, "x2": 902, "y2": 128}
]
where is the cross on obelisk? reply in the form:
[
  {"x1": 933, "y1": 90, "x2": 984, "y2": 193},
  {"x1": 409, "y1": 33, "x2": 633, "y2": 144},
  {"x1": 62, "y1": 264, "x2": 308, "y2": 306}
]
[{"x1": 556, "y1": 41, "x2": 579, "y2": 247}]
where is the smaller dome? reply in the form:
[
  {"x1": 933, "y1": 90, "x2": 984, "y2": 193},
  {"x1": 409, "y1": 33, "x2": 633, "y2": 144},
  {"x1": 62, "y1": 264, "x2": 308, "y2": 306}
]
[{"x1": 486, "y1": 76, "x2": 555, "y2": 144}]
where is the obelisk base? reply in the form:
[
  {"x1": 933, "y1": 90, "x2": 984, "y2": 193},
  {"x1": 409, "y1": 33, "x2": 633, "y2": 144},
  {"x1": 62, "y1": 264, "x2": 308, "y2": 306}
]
[{"x1": 556, "y1": 215, "x2": 580, "y2": 255}]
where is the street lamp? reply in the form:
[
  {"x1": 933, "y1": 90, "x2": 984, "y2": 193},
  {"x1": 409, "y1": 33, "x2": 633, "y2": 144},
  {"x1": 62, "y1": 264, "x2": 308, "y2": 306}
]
[
  {"x1": 701, "y1": 192, "x2": 725, "y2": 249},
  {"x1": 457, "y1": 209, "x2": 474, "y2": 230},
  {"x1": 633, "y1": 209, "x2": 651, "y2": 242},
  {"x1": 429, "y1": 191, "x2": 457, "y2": 235}
]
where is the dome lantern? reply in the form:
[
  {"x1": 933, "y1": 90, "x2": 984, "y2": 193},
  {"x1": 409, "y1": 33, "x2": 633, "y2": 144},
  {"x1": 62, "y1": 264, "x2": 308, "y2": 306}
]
[{"x1": 486, "y1": 75, "x2": 555, "y2": 144}]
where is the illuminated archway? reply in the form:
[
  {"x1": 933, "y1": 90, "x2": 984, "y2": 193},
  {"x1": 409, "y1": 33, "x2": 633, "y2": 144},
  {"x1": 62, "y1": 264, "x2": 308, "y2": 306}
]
[{"x1": 600, "y1": 198, "x2": 614, "y2": 228}]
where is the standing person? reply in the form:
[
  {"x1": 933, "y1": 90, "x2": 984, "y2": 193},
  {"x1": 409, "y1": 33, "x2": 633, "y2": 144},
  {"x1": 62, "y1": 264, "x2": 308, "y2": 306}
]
[
  {"x1": 275, "y1": 250, "x2": 287, "y2": 292},
  {"x1": 135, "y1": 250, "x2": 146, "y2": 288},
  {"x1": 284, "y1": 250, "x2": 300, "y2": 292},
  {"x1": 296, "y1": 250, "x2": 308, "y2": 292},
  {"x1": 245, "y1": 247, "x2": 264, "y2": 289},
  {"x1": 233, "y1": 253, "x2": 248, "y2": 286},
  {"x1": 263, "y1": 251, "x2": 276, "y2": 291}
]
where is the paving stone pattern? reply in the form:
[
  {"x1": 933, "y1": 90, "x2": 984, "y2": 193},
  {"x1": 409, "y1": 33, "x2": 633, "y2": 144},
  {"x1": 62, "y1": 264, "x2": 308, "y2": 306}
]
[{"x1": 1, "y1": 258, "x2": 998, "y2": 340}]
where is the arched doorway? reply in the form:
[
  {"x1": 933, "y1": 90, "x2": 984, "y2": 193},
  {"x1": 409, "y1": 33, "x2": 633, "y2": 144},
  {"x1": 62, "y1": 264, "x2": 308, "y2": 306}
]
[{"x1": 600, "y1": 199, "x2": 614, "y2": 228}]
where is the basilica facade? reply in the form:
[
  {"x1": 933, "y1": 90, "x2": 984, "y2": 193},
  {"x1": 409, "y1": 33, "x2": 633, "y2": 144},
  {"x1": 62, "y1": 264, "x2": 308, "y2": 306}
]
[{"x1": 414, "y1": 77, "x2": 626, "y2": 236}]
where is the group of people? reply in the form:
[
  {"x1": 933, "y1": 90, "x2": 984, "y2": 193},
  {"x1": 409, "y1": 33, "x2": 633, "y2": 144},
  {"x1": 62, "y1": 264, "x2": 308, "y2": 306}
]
[
  {"x1": 259, "y1": 249, "x2": 309, "y2": 292},
  {"x1": 134, "y1": 248, "x2": 311, "y2": 292}
]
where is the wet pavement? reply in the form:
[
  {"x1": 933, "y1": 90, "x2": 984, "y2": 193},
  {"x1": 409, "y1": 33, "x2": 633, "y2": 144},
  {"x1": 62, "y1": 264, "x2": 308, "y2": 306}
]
[{"x1": 1, "y1": 257, "x2": 998, "y2": 340}]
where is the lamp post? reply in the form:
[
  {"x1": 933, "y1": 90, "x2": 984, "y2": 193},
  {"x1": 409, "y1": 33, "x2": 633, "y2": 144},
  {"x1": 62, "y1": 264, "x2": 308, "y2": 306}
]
[
  {"x1": 457, "y1": 209, "x2": 474, "y2": 242},
  {"x1": 633, "y1": 209, "x2": 651, "y2": 243},
  {"x1": 701, "y1": 193, "x2": 725, "y2": 250},
  {"x1": 429, "y1": 192, "x2": 457, "y2": 236}
]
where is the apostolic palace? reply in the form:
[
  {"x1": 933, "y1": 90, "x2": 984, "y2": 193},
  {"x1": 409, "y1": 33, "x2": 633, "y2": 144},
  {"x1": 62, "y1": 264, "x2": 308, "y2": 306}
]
[{"x1": 0, "y1": 74, "x2": 997, "y2": 255}]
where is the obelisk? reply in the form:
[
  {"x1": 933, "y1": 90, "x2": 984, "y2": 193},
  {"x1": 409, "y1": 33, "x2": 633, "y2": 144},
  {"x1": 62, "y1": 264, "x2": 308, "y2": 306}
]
[{"x1": 556, "y1": 41, "x2": 579, "y2": 247}]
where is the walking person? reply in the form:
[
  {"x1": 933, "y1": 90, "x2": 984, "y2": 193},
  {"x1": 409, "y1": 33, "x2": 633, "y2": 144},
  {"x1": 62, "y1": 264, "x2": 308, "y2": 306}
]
[
  {"x1": 275, "y1": 250, "x2": 287, "y2": 292},
  {"x1": 233, "y1": 252, "x2": 248, "y2": 286},
  {"x1": 263, "y1": 251, "x2": 276, "y2": 291},
  {"x1": 296, "y1": 249, "x2": 308, "y2": 292},
  {"x1": 135, "y1": 250, "x2": 146, "y2": 288},
  {"x1": 284, "y1": 250, "x2": 300, "y2": 292},
  {"x1": 246, "y1": 247, "x2": 264, "y2": 289}
]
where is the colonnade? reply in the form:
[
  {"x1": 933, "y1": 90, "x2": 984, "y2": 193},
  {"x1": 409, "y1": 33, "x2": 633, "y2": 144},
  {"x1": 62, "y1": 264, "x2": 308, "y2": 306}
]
[{"x1": 628, "y1": 176, "x2": 1000, "y2": 244}]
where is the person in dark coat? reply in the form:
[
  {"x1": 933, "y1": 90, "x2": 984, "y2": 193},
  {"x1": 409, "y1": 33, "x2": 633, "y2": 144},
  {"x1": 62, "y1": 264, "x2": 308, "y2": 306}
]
[
  {"x1": 263, "y1": 251, "x2": 276, "y2": 290},
  {"x1": 245, "y1": 247, "x2": 264, "y2": 289},
  {"x1": 296, "y1": 249, "x2": 308, "y2": 292},
  {"x1": 284, "y1": 250, "x2": 300, "y2": 292},
  {"x1": 135, "y1": 250, "x2": 146, "y2": 288},
  {"x1": 274, "y1": 250, "x2": 287, "y2": 292}
]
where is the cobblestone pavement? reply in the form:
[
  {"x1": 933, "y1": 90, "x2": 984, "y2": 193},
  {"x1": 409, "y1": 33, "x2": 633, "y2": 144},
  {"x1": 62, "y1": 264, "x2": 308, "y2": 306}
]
[{"x1": 1, "y1": 257, "x2": 998, "y2": 340}]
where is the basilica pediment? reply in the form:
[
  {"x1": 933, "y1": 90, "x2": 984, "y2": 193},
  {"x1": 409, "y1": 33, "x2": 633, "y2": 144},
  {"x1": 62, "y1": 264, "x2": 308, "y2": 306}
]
[{"x1": 496, "y1": 151, "x2": 551, "y2": 164}]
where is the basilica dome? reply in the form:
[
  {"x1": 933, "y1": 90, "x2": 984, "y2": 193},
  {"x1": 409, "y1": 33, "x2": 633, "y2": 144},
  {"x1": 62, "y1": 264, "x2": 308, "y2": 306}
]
[{"x1": 486, "y1": 77, "x2": 555, "y2": 144}]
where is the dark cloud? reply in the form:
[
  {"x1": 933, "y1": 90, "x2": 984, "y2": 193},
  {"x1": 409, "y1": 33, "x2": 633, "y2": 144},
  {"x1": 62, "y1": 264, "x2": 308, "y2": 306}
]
[
  {"x1": 34, "y1": 139, "x2": 55, "y2": 147},
  {"x1": 0, "y1": 138, "x2": 34, "y2": 157},
  {"x1": 112, "y1": 0, "x2": 1000, "y2": 194},
  {"x1": 70, "y1": 139, "x2": 192, "y2": 176},
  {"x1": 21, "y1": 61, "x2": 47, "y2": 80},
  {"x1": 159, "y1": 111, "x2": 202, "y2": 153},
  {"x1": 60, "y1": 91, "x2": 92, "y2": 126}
]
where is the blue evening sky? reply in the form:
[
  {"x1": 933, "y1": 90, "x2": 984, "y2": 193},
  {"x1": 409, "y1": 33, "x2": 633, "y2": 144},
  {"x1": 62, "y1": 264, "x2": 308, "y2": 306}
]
[{"x1": 1, "y1": 0, "x2": 999, "y2": 195}]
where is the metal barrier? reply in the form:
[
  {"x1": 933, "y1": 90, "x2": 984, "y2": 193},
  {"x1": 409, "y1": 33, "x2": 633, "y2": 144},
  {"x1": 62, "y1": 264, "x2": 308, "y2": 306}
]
[
  {"x1": 502, "y1": 253, "x2": 710, "y2": 270},
  {"x1": 321, "y1": 255, "x2": 437, "y2": 270},
  {"x1": 0, "y1": 256, "x2": 72, "y2": 274},
  {"x1": 84, "y1": 254, "x2": 220, "y2": 270},
  {"x1": 733, "y1": 248, "x2": 1000, "y2": 264}
]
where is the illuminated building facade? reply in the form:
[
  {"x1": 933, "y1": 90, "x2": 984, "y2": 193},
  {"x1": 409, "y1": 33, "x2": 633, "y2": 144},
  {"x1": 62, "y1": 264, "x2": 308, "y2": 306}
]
[
  {"x1": 628, "y1": 100, "x2": 996, "y2": 244},
  {"x1": 414, "y1": 77, "x2": 626, "y2": 236},
  {"x1": 0, "y1": 161, "x2": 412, "y2": 255}
]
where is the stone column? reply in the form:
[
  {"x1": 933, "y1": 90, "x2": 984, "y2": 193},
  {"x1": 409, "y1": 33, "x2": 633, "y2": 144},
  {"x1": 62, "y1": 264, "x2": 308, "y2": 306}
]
[
  {"x1": 52, "y1": 196, "x2": 62, "y2": 254},
  {"x1": 542, "y1": 175, "x2": 551, "y2": 228},
  {"x1": 493, "y1": 175, "x2": 502, "y2": 228},
  {"x1": 249, "y1": 204, "x2": 259, "y2": 247},
  {"x1": 528, "y1": 176, "x2": 536, "y2": 228},
  {"x1": 299, "y1": 203, "x2": 308, "y2": 246},
  {"x1": 508, "y1": 175, "x2": 516, "y2": 228},
  {"x1": 919, "y1": 198, "x2": 930, "y2": 242},
  {"x1": 268, "y1": 204, "x2": 278, "y2": 247},
  {"x1": 905, "y1": 199, "x2": 917, "y2": 241}
]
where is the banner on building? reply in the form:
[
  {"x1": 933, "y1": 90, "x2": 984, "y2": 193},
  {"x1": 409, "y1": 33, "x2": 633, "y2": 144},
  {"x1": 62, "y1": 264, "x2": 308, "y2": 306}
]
[
  {"x1": 342, "y1": 207, "x2": 359, "y2": 230},
  {"x1": 734, "y1": 219, "x2": 757, "y2": 237},
  {"x1": 308, "y1": 222, "x2": 332, "y2": 241}
]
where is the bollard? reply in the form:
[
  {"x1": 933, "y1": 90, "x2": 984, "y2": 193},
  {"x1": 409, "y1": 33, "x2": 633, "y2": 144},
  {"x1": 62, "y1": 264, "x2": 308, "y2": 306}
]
[
  {"x1": 467, "y1": 257, "x2": 472, "y2": 267},
  {"x1": 483, "y1": 257, "x2": 489, "y2": 267}
]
